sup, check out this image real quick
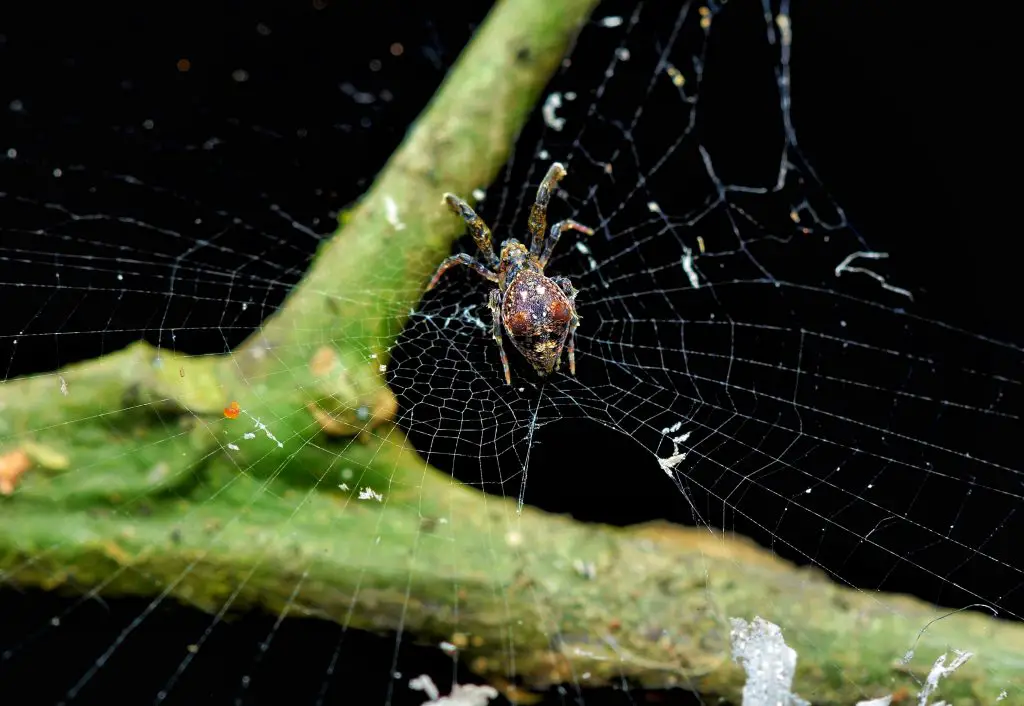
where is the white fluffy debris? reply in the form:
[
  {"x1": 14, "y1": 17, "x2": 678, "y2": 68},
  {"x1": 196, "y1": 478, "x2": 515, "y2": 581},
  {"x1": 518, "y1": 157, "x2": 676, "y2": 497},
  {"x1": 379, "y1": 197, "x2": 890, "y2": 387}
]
[
  {"x1": 409, "y1": 675, "x2": 440, "y2": 701},
  {"x1": 917, "y1": 649, "x2": 972, "y2": 706},
  {"x1": 681, "y1": 248, "x2": 700, "y2": 288},
  {"x1": 409, "y1": 674, "x2": 499, "y2": 706},
  {"x1": 658, "y1": 452, "x2": 687, "y2": 474},
  {"x1": 542, "y1": 92, "x2": 566, "y2": 131},
  {"x1": 657, "y1": 423, "x2": 691, "y2": 476},
  {"x1": 834, "y1": 250, "x2": 912, "y2": 300},
  {"x1": 855, "y1": 697, "x2": 892, "y2": 706},
  {"x1": 252, "y1": 417, "x2": 284, "y2": 448},
  {"x1": 730, "y1": 616, "x2": 809, "y2": 706},
  {"x1": 358, "y1": 486, "x2": 383, "y2": 502},
  {"x1": 598, "y1": 16, "x2": 623, "y2": 27}
]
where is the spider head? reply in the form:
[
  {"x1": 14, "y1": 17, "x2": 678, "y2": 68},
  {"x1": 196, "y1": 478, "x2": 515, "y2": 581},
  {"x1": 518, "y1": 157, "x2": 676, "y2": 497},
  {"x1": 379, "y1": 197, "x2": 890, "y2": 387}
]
[
  {"x1": 499, "y1": 238, "x2": 529, "y2": 264},
  {"x1": 497, "y1": 238, "x2": 532, "y2": 287}
]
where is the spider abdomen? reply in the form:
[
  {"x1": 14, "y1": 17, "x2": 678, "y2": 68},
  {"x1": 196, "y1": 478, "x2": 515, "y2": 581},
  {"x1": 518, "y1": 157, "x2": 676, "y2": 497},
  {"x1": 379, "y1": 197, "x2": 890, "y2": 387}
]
[{"x1": 502, "y1": 270, "x2": 573, "y2": 376}]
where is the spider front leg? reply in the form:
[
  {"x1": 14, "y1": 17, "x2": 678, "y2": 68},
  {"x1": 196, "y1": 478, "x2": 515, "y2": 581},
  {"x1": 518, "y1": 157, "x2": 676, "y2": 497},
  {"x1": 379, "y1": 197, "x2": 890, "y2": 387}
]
[
  {"x1": 443, "y1": 193, "x2": 498, "y2": 267},
  {"x1": 528, "y1": 162, "x2": 568, "y2": 256},
  {"x1": 426, "y1": 253, "x2": 498, "y2": 291},
  {"x1": 551, "y1": 276, "x2": 580, "y2": 376},
  {"x1": 539, "y1": 219, "x2": 594, "y2": 269},
  {"x1": 488, "y1": 289, "x2": 512, "y2": 385}
]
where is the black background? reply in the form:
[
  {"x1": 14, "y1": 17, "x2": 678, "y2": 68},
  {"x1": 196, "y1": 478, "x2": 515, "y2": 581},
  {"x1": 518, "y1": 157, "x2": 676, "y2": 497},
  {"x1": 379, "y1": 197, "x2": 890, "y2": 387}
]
[{"x1": 0, "y1": 1, "x2": 1016, "y2": 705}]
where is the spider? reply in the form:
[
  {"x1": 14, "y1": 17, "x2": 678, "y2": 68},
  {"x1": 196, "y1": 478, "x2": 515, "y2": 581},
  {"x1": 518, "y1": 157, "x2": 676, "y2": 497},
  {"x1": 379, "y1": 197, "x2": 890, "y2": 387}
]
[{"x1": 426, "y1": 162, "x2": 594, "y2": 385}]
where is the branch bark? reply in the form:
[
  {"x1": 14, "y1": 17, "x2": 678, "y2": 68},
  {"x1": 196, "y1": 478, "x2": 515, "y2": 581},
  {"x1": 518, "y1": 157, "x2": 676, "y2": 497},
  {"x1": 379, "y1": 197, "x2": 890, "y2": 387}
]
[{"x1": 0, "y1": 0, "x2": 1021, "y2": 704}]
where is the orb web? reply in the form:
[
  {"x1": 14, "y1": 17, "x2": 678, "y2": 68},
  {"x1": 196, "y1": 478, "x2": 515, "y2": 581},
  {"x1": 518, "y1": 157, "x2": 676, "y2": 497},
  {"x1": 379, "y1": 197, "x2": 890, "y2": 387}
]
[{"x1": 0, "y1": 1, "x2": 1019, "y2": 705}]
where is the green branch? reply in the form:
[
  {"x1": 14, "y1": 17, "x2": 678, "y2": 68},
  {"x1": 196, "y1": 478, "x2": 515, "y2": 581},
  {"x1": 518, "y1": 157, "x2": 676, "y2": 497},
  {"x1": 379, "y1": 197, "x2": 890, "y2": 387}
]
[{"x1": 1, "y1": 0, "x2": 1021, "y2": 704}]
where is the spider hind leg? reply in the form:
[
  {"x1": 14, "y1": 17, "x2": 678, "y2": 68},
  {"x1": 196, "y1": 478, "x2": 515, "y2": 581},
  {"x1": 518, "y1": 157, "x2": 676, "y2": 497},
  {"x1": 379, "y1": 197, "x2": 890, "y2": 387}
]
[
  {"x1": 488, "y1": 289, "x2": 512, "y2": 385},
  {"x1": 551, "y1": 275, "x2": 580, "y2": 377}
]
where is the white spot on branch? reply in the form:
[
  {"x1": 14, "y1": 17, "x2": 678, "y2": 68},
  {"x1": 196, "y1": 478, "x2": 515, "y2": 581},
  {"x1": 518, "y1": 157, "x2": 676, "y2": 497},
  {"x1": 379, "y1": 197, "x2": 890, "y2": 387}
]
[
  {"x1": 855, "y1": 697, "x2": 892, "y2": 706},
  {"x1": 384, "y1": 195, "x2": 406, "y2": 231},
  {"x1": 918, "y1": 649, "x2": 972, "y2": 706},
  {"x1": 730, "y1": 616, "x2": 809, "y2": 706},
  {"x1": 572, "y1": 558, "x2": 596, "y2": 580}
]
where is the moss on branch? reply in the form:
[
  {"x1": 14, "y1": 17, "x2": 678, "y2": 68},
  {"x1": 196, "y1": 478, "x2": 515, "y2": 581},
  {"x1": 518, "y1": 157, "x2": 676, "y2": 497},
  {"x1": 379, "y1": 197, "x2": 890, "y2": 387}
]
[{"x1": 1, "y1": 0, "x2": 1021, "y2": 704}]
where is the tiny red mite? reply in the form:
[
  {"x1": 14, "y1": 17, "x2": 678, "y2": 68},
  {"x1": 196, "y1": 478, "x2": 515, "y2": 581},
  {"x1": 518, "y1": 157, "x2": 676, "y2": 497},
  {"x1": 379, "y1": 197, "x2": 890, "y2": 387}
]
[
  {"x1": 223, "y1": 401, "x2": 241, "y2": 419},
  {"x1": 425, "y1": 162, "x2": 594, "y2": 384}
]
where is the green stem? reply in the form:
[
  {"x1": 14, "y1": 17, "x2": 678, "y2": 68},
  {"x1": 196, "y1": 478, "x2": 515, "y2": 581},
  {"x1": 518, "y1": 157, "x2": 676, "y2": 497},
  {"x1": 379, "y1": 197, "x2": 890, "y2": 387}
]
[{"x1": 1, "y1": 0, "x2": 1021, "y2": 704}]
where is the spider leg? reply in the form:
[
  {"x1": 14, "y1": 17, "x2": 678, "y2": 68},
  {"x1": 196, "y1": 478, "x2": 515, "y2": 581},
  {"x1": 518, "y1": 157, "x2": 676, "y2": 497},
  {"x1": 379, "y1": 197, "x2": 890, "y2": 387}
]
[
  {"x1": 528, "y1": 162, "x2": 568, "y2": 256},
  {"x1": 426, "y1": 253, "x2": 498, "y2": 291},
  {"x1": 550, "y1": 275, "x2": 580, "y2": 377},
  {"x1": 443, "y1": 193, "x2": 498, "y2": 267},
  {"x1": 488, "y1": 289, "x2": 511, "y2": 385},
  {"x1": 539, "y1": 219, "x2": 594, "y2": 269}
]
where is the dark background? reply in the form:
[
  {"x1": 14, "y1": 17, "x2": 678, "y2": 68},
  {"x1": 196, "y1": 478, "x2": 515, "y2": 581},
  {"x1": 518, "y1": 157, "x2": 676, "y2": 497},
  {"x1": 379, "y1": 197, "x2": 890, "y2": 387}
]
[{"x1": 0, "y1": 0, "x2": 1016, "y2": 704}]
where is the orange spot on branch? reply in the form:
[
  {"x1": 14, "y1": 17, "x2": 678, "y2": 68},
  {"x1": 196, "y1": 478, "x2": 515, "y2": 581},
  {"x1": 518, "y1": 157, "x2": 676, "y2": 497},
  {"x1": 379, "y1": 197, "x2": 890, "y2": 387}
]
[{"x1": 0, "y1": 449, "x2": 31, "y2": 495}]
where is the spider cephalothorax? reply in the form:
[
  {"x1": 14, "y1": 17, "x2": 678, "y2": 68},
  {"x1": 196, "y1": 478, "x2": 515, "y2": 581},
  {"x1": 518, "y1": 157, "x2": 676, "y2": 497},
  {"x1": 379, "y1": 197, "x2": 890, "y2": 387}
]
[{"x1": 425, "y1": 162, "x2": 593, "y2": 384}]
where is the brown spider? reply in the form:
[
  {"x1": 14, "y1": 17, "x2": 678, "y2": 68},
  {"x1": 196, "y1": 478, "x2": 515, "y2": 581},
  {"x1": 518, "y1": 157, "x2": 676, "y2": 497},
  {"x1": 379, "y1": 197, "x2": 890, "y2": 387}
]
[{"x1": 426, "y1": 162, "x2": 594, "y2": 385}]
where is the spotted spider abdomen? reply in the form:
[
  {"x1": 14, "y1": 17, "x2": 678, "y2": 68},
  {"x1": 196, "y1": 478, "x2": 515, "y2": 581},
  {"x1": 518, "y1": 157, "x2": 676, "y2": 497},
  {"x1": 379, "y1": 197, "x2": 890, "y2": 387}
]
[{"x1": 502, "y1": 270, "x2": 574, "y2": 376}]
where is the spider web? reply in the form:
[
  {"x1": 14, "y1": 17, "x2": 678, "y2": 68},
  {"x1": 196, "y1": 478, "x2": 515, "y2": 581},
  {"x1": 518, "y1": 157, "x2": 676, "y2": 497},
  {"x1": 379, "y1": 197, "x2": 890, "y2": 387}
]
[{"x1": 0, "y1": 1, "x2": 1019, "y2": 705}]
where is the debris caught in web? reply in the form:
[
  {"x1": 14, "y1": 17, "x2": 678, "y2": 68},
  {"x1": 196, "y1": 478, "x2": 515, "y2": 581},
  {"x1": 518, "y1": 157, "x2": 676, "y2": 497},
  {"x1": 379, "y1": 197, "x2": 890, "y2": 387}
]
[
  {"x1": 681, "y1": 248, "x2": 700, "y2": 288},
  {"x1": 408, "y1": 674, "x2": 498, "y2": 706},
  {"x1": 358, "y1": 486, "x2": 383, "y2": 502},
  {"x1": 542, "y1": 92, "x2": 565, "y2": 131},
  {"x1": 657, "y1": 421, "x2": 691, "y2": 476},
  {"x1": 834, "y1": 250, "x2": 913, "y2": 300}
]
